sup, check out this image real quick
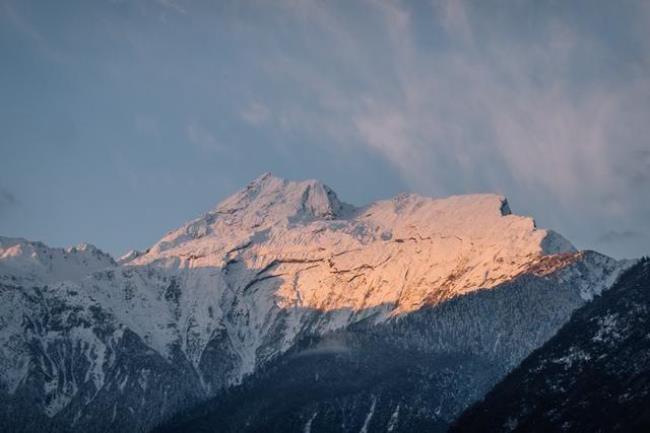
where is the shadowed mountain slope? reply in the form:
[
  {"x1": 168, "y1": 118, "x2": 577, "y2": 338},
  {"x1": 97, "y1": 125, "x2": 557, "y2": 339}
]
[
  {"x1": 153, "y1": 253, "x2": 625, "y2": 433},
  {"x1": 450, "y1": 258, "x2": 650, "y2": 433}
]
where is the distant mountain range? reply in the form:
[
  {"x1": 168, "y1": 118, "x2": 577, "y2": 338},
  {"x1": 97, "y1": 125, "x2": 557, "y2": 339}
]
[{"x1": 0, "y1": 174, "x2": 640, "y2": 433}]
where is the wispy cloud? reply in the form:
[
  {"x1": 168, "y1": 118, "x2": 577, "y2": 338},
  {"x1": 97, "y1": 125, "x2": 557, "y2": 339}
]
[
  {"x1": 3, "y1": 0, "x2": 648, "y2": 258},
  {"x1": 155, "y1": 0, "x2": 187, "y2": 15},
  {"x1": 187, "y1": 121, "x2": 222, "y2": 153},
  {"x1": 345, "y1": 1, "x2": 637, "y2": 203},
  {"x1": 241, "y1": 101, "x2": 271, "y2": 126},
  {"x1": 255, "y1": 0, "x2": 649, "y2": 241},
  {"x1": 2, "y1": 0, "x2": 65, "y2": 63}
]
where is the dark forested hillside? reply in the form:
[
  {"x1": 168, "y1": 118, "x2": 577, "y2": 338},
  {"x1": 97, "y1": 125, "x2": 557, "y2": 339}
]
[
  {"x1": 451, "y1": 259, "x2": 650, "y2": 433},
  {"x1": 152, "y1": 262, "x2": 618, "y2": 433}
]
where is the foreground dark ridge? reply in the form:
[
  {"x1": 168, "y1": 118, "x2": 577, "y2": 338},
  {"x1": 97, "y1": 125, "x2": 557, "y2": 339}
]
[{"x1": 450, "y1": 258, "x2": 650, "y2": 433}]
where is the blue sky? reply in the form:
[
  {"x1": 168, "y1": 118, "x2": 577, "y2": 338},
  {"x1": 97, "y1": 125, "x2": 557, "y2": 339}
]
[{"x1": 1, "y1": 0, "x2": 649, "y2": 259}]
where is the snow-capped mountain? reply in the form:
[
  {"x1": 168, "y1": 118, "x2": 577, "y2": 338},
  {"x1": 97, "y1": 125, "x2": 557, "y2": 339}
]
[
  {"x1": 0, "y1": 237, "x2": 116, "y2": 284},
  {"x1": 0, "y1": 174, "x2": 628, "y2": 433},
  {"x1": 153, "y1": 250, "x2": 626, "y2": 433}
]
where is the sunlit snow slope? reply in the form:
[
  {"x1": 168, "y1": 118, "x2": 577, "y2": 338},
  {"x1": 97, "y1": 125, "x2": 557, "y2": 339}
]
[{"x1": 0, "y1": 174, "x2": 627, "y2": 433}]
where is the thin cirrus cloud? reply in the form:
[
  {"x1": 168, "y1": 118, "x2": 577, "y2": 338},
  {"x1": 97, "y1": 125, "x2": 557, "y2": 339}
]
[
  {"x1": 252, "y1": 0, "x2": 650, "y2": 258},
  {"x1": 1, "y1": 0, "x2": 648, "y2": 259},
  {"x1": 187, "y1": 121, "x2": 222, "y2": 153},
  {"x1": 241, "y1": 102, "x2": 271, "y2": 127},
  {"x1": 283, "y1": 1, "x2": 646, "y2": 200}
]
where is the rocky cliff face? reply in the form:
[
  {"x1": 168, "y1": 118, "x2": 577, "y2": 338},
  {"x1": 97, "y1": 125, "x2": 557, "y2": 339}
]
[{"x1": 0, "y1": 175, "x2": 627, "y2": 433}]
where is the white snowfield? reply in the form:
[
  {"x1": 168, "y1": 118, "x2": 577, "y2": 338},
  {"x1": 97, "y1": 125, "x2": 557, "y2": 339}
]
[
  {"x1": 0, "y1": 237, "x2": 116, "y2": 284},
  {"x1": 0, "y1": 174, "x2": 625, "y2": 417},
  {"x1": 132, "y1": 173, "x2": 577, "y2": 312}
]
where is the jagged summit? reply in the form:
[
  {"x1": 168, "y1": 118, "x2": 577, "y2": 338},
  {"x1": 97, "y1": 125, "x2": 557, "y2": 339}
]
[
  {"x1": 215, "y1": 172, "x2": 351, "y2": 221},
  {"x1": 143, "y1": 174, "x2": 564, "y2": 259},
  {"x1": 130, "y1": 174, "x2": 583, "y2": 315},
  {"x1": 0, "y1": 236, "x2": 115, "y2": 283},
  {"x1": 219, "y1": 173, "x2": 513, "y2": 223}
]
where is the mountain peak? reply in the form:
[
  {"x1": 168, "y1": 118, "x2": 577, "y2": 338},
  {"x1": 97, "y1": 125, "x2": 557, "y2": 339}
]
[
  {"x1": 250, "y1": 171, "x2": 275, "y2": 185},
  {"x1": 215, "y1": 173, "x2": 350, "y2": 221},
  {"x1": 0, "y1": 236, "x2": 115, "y2": 283}
]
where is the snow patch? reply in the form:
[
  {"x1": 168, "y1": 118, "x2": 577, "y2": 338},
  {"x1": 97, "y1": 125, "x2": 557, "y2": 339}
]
[
  {"x1": 304, "y1": 411, "x2": 318, "y2": 433},
  {"x1": 552, "y1": 347, "x2": 591, "y2": 368},
  {"x1": 592, "y1": 314, "x2": 622, "y2": 343},
  {"x1": 387, "y1": 403, "x2": 400, "y2": 432},
  {"x1": 359, "y1": 395, "x2": 377, "y2": 433}
]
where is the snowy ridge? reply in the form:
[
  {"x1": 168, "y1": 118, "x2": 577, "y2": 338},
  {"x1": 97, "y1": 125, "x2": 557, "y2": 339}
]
[
  {"x1": 0, "y1": 174, "x2": 629, "y2": 433},
  {"x1": 117, "y1": 174, "x2": 587, "y2": 371},
  {"x1": 0, "y1": 236, "x2": 116, "y2": 284},
  {"x1": 133, "y1": 174, "x2": 578, "y2": 311}
]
